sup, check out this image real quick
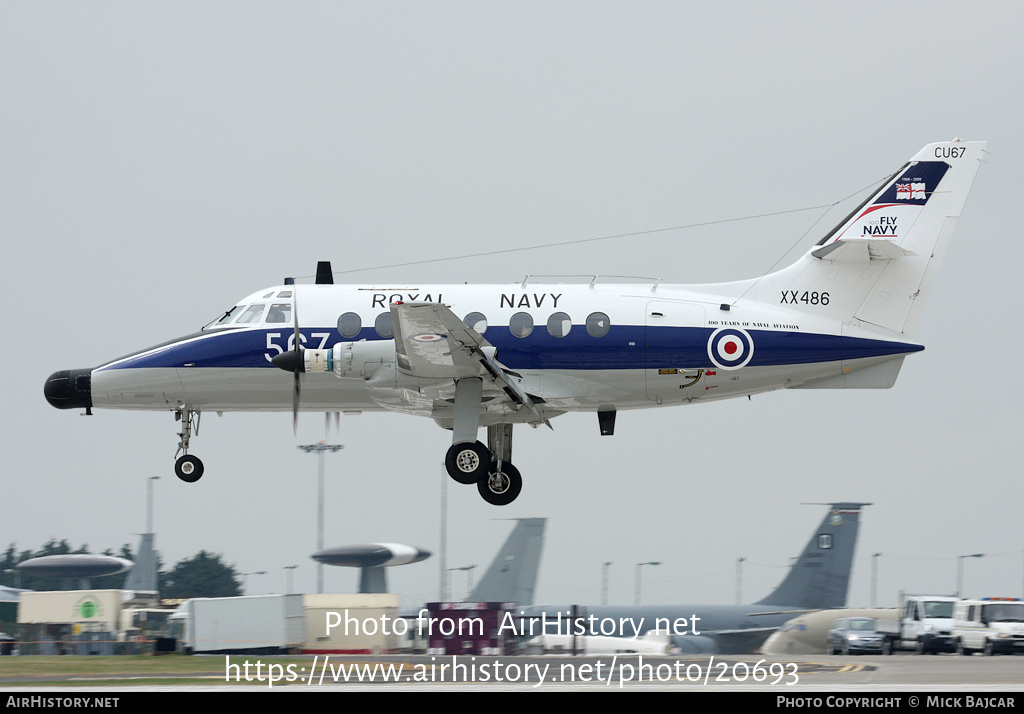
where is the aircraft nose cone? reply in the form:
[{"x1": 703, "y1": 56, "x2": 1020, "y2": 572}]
[{"x1": 44, "y1": 369, "x2": 93, "y2": 410}]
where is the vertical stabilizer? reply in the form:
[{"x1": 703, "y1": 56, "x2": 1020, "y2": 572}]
[
  {"x1": 743, "y1": 140, "x2": 985, "y2": 336},
  {"x1": 754, "y1": 503, "x2": 869, "y2": 610},
  {"x1": 123, "y1": 533, "x2": 160, "y2": 594},
  {"x1": 467, "y1": 518, "x2": 545, "y2": 606}
]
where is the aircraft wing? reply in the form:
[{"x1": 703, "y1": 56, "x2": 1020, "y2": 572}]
[
  {"x1": 390, "y1": 301, "x2": 484, "y2": 380},
  {"x1": 390, "y1": 302, "x2": 551, "y2": 428}
]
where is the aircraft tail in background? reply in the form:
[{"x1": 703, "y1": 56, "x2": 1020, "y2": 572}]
[
  {"x1": 754, "y1": 502, "x2": 870, "y2": 610},
  {"x1": 466, "y1": 518, "x2": 546, "y2": 606}
]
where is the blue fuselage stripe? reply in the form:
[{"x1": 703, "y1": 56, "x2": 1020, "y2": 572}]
[{"x1": 96, "y1": 326, "x2": 923, "y2": 373}]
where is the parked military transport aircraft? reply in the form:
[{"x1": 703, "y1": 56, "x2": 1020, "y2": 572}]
[
  {"x1": 522, "y1": 502, "x2": 868, "y2": 655},
  {"x1": 44, "y1": 141, "x2": 985, "y2": 505}
]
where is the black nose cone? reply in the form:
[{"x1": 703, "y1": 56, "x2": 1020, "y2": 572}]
[{"x1": 44, "y1": 369, "x2": 93, "y2": 410}]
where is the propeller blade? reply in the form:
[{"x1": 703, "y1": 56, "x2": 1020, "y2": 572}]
[
  {"x1": 293, "y1": 369, "x2": 300, "y2": 435},
  {"x1": 290, "y1": 288, "x2": 302, "y2": 433}
]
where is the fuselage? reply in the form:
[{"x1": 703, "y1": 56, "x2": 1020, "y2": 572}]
[{"x1": 52, "y1": 280, "x2": 922, "y2": 418}]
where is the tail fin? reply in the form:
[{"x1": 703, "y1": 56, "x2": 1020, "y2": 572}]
[
  {"x1": 466, "y1": 518, "x2": 545, "y2": 606},
  {"x1": 746, "y1": 140, "x2": 985, "y2": 336},
  {"x1": 754, "y1": 502, "x2": 869, "y2": 610}
]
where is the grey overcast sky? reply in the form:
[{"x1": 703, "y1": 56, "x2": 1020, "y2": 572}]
[{"x1": 3, "y1": 1, "x2": 1022, "y2": 615}]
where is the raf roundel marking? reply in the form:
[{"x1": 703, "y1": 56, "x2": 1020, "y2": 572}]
[
  {"x1": 707, "y1": 327, "x2": 754, "y2": 370},
  {"x1": 410, "y1": 333, "x2": 446, "y2": 343}
]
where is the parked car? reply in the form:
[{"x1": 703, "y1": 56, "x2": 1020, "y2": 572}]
[{"x1": 827, "y1": 617, "x2": 894, "y2": 655}]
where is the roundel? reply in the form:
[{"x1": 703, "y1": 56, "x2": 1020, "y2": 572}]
[
  {"x1": 707, "y1": 327, "x2": 754, "y2": 370},
  {"x1": 410, "y1": 333, "x2": 446, "y2": 343}
]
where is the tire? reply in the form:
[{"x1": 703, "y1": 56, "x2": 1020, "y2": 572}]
[
  {"x1": 983, "y1": 640, "x2": 997, "y2": 656},
  {"x1": 915, "y1": 638, "x2": 929, "y2": 655},
  {"x1": 175, "y1": 455, "x2": 204, "y2": 483},
  {"x1": 882, "y1": 639, "x2": 892, "y2": 655},
  {"x1": 956, "y1": 639, "x2": 971, "y2": 656},
  {"x1": 842, "y1": 640, "x2": 850, "y2": 656},
  {"x1": 477, "y1": 462, "x2": 522, "y2": 506},
  {"x1": 445, "y1": 441, "x2": 489, "y2": 484}
]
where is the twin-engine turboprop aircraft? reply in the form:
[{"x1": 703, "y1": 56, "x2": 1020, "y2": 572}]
[{"x1": 44, "y1": 140, "x2": 985, "y2": 505}]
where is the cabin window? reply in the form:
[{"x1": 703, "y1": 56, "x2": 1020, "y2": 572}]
[
  {"x1": 236, "y1": 304, "x2": 265, "y2": 324},
  {"x1": 464, "y1": 312, "x2": 487, "y2": 336},
  {"x1": 586, "y1": 312, "x2": 611, "y2": 338},
  {"x1": 375, "y1": 312, "x2": 394, "y2": 338},
  {"x1": 509, "y1": 312, "x2": 533, "y2": 338},
  {"x1": 546, "y1": 312, "x2": 571, "y2": 338},
  {"x1": 266, "y1": 303, "x2": 292, "y2": 324},
  {"x1": 338, "y1": 312, "x2": 362, "y2": 338}
]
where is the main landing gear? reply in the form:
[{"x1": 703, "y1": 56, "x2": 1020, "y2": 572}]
[
  {"x1": 445, "y1": 423, "x2": 522, "y2": 506},
  {"x1": 173, "y1": 407, "x2": 204, "y2": 483}
]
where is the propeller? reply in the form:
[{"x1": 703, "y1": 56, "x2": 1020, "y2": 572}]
[
  {"x1": 271, "y1": 290, "x2": 304, "y2": 434},
  {"x1": 324, "y1": 411, "x2": 340, "y2": 438}
]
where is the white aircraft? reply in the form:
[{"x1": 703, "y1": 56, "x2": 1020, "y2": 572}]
[{"x1": 44, "y1": 140, "x2": 985, "y2": 505}]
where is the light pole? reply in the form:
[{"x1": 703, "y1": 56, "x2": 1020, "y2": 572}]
[
  {"x1": 147, "y1": 476, "x2": 160, "y2": 534},
  {"x1": 635, "y1": 561, "x2": 661, "y2": 606},
  {"x1": 447, "y1": 565, "x2": 476, "y2": 600},
  {"x1": 736, "y1": 557, "x2": 746, "y2": 605},
  {"x1": 871, "y1": 553, "x2": 882, "y2": 608},
  {"x1": 602, "y1": 562, "x2": 612, "y2": 605},
  {"x1": 284, "y1": 565, "x2": 298, "y2": 595},
  {"x1": 299, "y1": 441, "x2": 344, "y2": 593},
  {"x1": 242, "y1": 571, "x2": 267, "y2": 594},
  {"x1": 957, "y1": 553, "x2": 984, "y2": 597}
]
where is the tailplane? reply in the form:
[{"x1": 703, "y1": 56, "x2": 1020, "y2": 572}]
[
  {"x1": 744, "y1": 140, "x2": 986, "y2": 336},
  {"x1": 754, "y1": 502, "x2": 869, "y2": 610}
]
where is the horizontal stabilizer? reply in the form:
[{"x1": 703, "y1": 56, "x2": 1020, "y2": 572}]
[{"x1": 811, "y1": 238, "x2": 914, "y2": 262}]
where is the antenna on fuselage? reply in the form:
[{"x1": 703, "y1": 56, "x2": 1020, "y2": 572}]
[{"x1": 316, "y1": 261, "x2": 334, "y2": 285}]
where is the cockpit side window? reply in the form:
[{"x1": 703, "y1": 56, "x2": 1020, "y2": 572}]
[
  {"x1": 266, "y1": 303, "x2": 292, "y2": 324},
  {"x1": 236, "y1": 304, "x2": 266, "y2": 324}
]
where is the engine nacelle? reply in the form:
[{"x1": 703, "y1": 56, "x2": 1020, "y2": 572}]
[{"x1": 303, "y1": 341, "x2": 396, "y2": 380}]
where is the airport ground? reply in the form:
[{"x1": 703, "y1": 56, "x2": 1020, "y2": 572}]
[{"x1": 1, "y1": 652, "x2": 1021, "y2": 692}]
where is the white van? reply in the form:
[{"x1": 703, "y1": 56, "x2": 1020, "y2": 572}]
[{"x1": 953, "y1": 598, "x2": 1024, "y2": 655}]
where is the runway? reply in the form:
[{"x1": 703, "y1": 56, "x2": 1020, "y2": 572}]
[{"x1": 3, "y1": 652, "x2": 1022, "y2": 692}]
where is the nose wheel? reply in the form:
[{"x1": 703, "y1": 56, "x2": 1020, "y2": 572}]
[{"x1": 175, "y1": 454, "x2": 204, "y2": 483}]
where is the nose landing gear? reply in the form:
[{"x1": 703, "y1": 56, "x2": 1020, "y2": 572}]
[{"x1": 173, "y1": 407, "x2": 204, "y2": 483}]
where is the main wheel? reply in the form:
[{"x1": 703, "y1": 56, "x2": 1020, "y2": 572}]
[
  {"x1": 445, "y1": 441, "x2": 489, "y2": 484},
  {"x1": 175, "y1": 454, "x2": 204, "y2": 483},
  {"x1": 477, "y1": 462, "x2": 522, "y2": 506}
]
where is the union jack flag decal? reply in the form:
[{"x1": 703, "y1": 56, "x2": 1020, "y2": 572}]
[{"x1": 896, "y1": 182, "x2": 926, "y2": 200}]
